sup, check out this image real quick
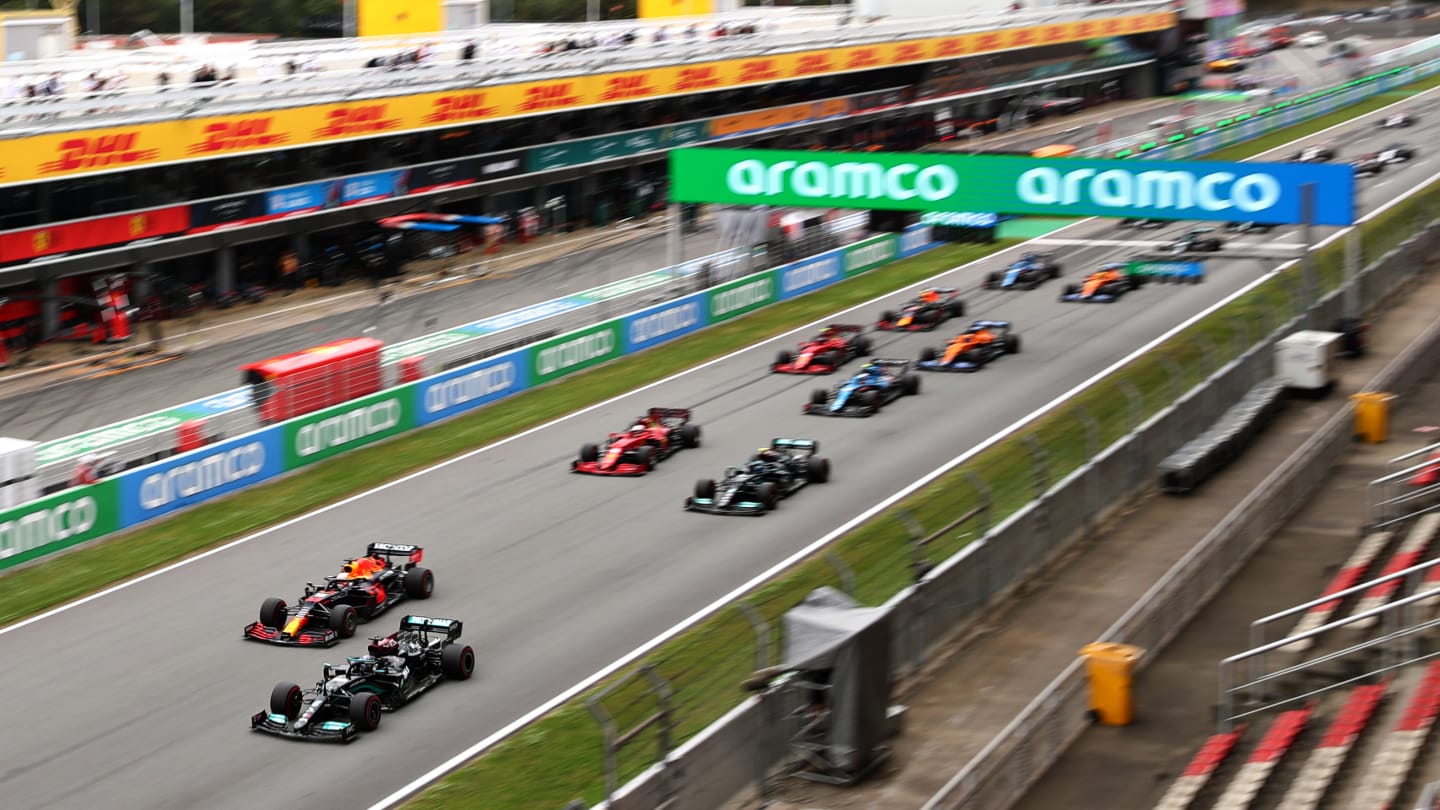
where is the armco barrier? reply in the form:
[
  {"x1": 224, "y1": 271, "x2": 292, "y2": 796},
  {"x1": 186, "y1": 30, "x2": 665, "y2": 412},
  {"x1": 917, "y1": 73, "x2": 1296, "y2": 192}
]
[{"x1": 0, "y1": 227, "x2": 939, "y2": 572}]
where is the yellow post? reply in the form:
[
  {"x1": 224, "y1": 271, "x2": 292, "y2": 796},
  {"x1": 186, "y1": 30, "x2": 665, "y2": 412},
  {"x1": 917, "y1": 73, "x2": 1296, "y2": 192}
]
[
  {"x1": 1079, "y1": 642, "x2": 1144, "y2": 726},
  {"x1": 1350, "y1": 392, "x2": 1395, "y2": 443}
]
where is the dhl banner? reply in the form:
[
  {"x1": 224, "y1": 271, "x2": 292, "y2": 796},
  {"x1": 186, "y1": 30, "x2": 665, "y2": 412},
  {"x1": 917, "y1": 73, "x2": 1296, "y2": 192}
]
[{"x1": 0, "y1": 12, "x2": 1174, "y2": 187}]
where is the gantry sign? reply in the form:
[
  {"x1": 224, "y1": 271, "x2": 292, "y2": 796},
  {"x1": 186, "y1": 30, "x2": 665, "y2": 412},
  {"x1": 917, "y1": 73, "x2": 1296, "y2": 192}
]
[{"x1": 669, "y1": 148, "x2": 1357, "y2": 227}]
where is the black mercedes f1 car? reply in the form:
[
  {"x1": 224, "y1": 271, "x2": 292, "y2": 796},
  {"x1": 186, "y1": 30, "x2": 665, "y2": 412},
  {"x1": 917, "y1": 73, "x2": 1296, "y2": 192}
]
[
  {"x1": 244, "y1": 543, "x2": 434, "y2": 647},
  {"x1": 684, "y1": 438, "x2": 830, "y2": 515},
  {"x1": 251, "y1": 615, "x2": 475, "y2": 742}
]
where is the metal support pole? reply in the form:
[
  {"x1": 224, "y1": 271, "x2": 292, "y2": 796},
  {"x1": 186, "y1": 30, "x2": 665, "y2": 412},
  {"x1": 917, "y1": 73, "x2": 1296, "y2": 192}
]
[
  {"x1": 180, "y1": 0, "x2": 193, "y2": 34},
  {"x1": 1301, "y1": 183, "x2": 1318, "y2": 328},
  {"x1": 965, "y1": 471, "x2": 992, "y2": 535},
  {"x1": 737, "y1": 602, "x2": 770, "y2": 672},
  {"x1": 1344, "y1": 228, "x2": 1362, "y2": 318},
  {"x1": 667, "y1": 203, "x2": 683, "y2": 271}
]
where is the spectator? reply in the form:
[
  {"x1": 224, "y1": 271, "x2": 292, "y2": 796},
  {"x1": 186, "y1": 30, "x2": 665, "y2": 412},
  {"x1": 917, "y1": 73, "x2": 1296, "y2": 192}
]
[
  {"x1": 278, "y1": 248, "x2": 300, "y2": 294},
  {"x1": 156, "y1": 69, "x2": 171, "y2": 90},
  {"x1": 285, "y1": 59, "x2": 299, "y2": 75},
  {"x1": 460, "y1": 39, "x2": 476, "y2": 62}
]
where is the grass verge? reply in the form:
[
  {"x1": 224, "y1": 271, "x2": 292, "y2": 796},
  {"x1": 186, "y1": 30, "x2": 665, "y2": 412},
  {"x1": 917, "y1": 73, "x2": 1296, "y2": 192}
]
[{"x1": 3, "y1": 59, "x2": 1437, "y2": 810}]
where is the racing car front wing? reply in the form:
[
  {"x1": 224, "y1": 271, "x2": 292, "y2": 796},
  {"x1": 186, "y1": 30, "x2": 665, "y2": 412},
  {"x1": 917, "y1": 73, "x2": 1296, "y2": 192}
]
[
  {"x1": 683, "y1": 495, "x2": 770, "y2": 516},
  {"x1": 251, "y1": 711, "x2": 359, "y2": 742},
  {"x1": 916, "y1": 359, "x2": 983, "y2": 372},
  {"x1": 243, "y1": 622, "x2": 340, "y2": 647}
]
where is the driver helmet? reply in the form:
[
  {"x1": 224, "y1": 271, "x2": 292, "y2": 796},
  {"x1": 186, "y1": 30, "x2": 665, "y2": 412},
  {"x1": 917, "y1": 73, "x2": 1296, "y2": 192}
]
[
  {"x1": 342, "y1": 562, "x2": 354, "y2": 575},
  {"x1": 748, "y1": 460, "x2": 767, "y2": 474},
  {"x1": 921, "y1": 290, "x2": 940, "y2": 304},
  {"x1": 629, "y1": 424, "x2": 646, "y2": 437},
  {"x1": 862, "y1": 363, "x2": 881, "y2": 376},
  {"x1": 819, "y1": 326, "x2": 836, "y2": 339},
  {"x1": 758, "y1": 449, "x2": 780, "y2": 463}
]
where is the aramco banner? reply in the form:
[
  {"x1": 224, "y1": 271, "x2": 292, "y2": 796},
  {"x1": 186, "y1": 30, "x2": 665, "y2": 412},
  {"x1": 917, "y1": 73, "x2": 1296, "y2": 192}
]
[{"x1": 669, "y1": 148, "x2": 1357, "y2": 226}]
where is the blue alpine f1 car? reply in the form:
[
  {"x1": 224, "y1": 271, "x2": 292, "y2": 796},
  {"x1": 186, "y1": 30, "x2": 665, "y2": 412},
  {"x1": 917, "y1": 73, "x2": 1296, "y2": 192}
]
[
  {"x1": 983, "y1": 252, "x2": 1062, "y2": 290},
  {"x1": 803, "y1": 359, "x2": 920, "y2": 417}
]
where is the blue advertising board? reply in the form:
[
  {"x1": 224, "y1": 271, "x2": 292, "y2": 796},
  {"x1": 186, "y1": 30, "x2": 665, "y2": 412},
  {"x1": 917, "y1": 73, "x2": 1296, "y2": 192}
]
[
  {"x1": 119, "y1": 428, "x2": 284, "y2": 525},
  {"x1": 265, "y1": 182, "x2": 331, "y2": 216},
  {"x1": 413, "y1": 350, "x2": 530, "y2": 426},
  {"x1": 776, "y1": 250, "x2": 844, "y2": 300},
  {"x1": 622, "y1": 294, "x2": 708, "y2": 353}
]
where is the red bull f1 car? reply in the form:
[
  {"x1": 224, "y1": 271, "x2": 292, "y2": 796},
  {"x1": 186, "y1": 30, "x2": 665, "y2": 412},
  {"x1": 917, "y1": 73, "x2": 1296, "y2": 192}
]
[
  {"x1": 803, "y1": 358, "x2": 920, "y2": 417},
  {"x1": 572, "y1": 407, "x2": 701, "y2": 476},
  {"x1": 772, "y1": 324, "x2": 872, "y2": 374},
  {"x1": 244, "y1": 543, "x2": 434, "y2": 647},
  {"x1": 917, "y1": 320, "x2": 1021, "y2": 372},
  {"x1": 876, "y1": 288, "x2": 965, "y2": 331},
  {"x1": 1059, "y1": 263, "x2": 1145, "y2": 303},
  {"x1": 251, "y1": 615, "x2": 474, "y2": 742},
  {"x1": 684, "y1": 438, "x2": 830, "y2": 516}
]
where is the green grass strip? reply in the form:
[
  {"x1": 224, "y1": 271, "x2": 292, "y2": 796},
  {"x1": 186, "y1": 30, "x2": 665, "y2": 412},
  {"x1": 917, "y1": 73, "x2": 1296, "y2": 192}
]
[{"x1": 3, "y1": 61, "x2": 1436, "y2": 810}]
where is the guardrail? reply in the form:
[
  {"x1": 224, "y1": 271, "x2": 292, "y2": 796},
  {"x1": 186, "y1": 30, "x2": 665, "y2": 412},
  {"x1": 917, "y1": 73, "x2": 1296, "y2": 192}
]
[{"x1": 0, "y1": 223, "x2": 935, "y2": 569}]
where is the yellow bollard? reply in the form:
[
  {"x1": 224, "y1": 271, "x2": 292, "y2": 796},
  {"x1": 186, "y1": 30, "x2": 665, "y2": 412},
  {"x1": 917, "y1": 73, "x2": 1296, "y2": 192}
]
[
  {"x1": 1350, "y1": 392, "x2": 1395, "y2": 443},
  {"x1": 1079, "y1": 642, "x2": 1145, "y2": 726}
]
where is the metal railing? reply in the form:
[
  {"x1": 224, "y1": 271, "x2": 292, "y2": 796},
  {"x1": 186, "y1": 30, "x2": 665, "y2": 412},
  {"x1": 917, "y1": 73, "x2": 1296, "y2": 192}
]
[
  {"x1": 0, "y1": 2, "x2": 1172, "y2": 134},
  {"x1": 1369, "y1": 441, "x2": 1440, "y2": 528}
]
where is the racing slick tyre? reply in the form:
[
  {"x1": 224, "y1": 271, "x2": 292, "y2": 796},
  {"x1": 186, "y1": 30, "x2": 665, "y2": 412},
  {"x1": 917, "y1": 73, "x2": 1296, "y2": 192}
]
[
  {"x1": 810, "y1": 389, "x2": 829, "y2": 406},
  {"x1": 260, "y1": 597, "x2": 288, "y2": 629},
  {"x1": 852, "y1": 336, "x2": 872, "y2": 355},
  {"x1": 271, "y1": 682, "x2": 303, "y2": 718},
  {"x1": 695, "y1": 479, "x2": 716, "y2": 500},
  {"x1": 679, "y1": 423, "x2": 701, "y2": 448},
  {"x1": 633, "y1": 445, "x2": 655, "y2": 472},
  {"x1": 855, "y1": 389, "x2": 879, "y2": 410},
  {"x1": 330, "y1": 604, "x2": 357, "y2": 639},
  {"x1": 350, "y1": 692, "x2": 382, "y2": 732},
  {"x1": 959, "y1": 349, "x2": 984, "y2": 366},
  {"x1": 1060, "y1": 284, "x2": 1079, "y2": 301},
  {"x1": 879, "y1": 310, "x2": 896, "y2": 327},
  {"x1": 404, "y1": 566, "x2": 435, "y2": 599},
  {"x1": 919, "y1": 347, "x2": 939, "y2": 362},
  {"x1": 756, "y1": 482, "x2": 780, "y2": 511},
  {"x1": 579, "y1": 443, "x2": 600, "y2": 463},
  {"x1": 947, "y1": 300, "x2": 966, "y2": 318},
  {"x1": 774, "y1": 350, "x2": 793, "y2": 370},
  {"x1": 1004, "y1": 333, "x2": 1022, "y2": 354},
  {"x1": 902, "y1": 374, "x2": 921, "y2": 395},
  {"x1": 442, "y1": 643, "x2": 477, "y2": 680},
  {"x1": 819, "y1": 350, "x2": 842, "y2": 370},
  {"x1": 807, "y1": 457, "x2": 831, "y2": 484}
]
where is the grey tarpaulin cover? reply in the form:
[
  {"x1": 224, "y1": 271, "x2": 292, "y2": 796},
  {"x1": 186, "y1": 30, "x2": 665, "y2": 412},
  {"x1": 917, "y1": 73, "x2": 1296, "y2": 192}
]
[{"x1": 781, "y1": 587, "x2": 893, "y2": 776}]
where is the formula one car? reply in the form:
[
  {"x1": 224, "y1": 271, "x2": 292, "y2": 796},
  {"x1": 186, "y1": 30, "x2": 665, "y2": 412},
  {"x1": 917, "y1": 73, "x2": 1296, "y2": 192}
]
[
  {"x1": 572, "y1": 407, "x2": 701, "y2": 476},
  {"x1": 1380, "y1": 111, "x2": 1416, "y2": 128},
  {"x1": 1290, "y1": 143, "x2": 1335, "y2": 163},
  {"x1": 251, "y1": 615, "x2": 474, "y2": 743},
  {"x1": 1350, "y1": 153, "x2": 1384, "y2": 177},
  {"x1": 803, "y1": 359, "x2": 920, "y2": 417},
  {"x1": 875, "y1": 288, "x2": 966, "y2": 331},
  {"x1": 1378, "y1": 143, "x2": 1416, "y2": 164},
  {"x1": 1117, "y1": 218, "x2": 1166, "y2": 230},
  {"x1": 772, "y1": 324, "x2": 872, "y2": 375},
  {"x1": 244, "y1": 543, "x2": 434, "y2": 647},
  {"x1": 1059, "y1": 263, "x2": 1144, "y2": 303},
  {"x1": 684, "y1": 438, "x2": 830, "y2": 515},
  {"x1": 1224, "y1": 221, "x2": 1278, "y2": 235},
  {"x1": 983, "y1": 252, "x2": 1062, "y2": 290},
  {"x1": 1163, "y1": 226, "x2": 1224, "y2": 254},
  {"x1": 917, "y1": 320, "x2": 1020, "y2": 372}
]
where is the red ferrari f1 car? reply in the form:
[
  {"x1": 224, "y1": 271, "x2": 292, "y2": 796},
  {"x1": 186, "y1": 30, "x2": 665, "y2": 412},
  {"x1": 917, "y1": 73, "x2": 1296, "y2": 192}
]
[
  {"x1": 244, "y1": 543, "x2": 434, "y2": 647},
  {"x1": 772, "y1": 324, "x2": 872, "y2": 374},
  {"x1": 572, "y1": 407, "x2": 702, "y2": 476}
]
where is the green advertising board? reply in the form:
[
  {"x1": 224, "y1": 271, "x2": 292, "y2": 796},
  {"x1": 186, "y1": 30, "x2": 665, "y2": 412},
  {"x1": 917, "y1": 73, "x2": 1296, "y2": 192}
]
[
  {"x1": 669, "y1": 147, "x2": 1358, "y2": 226},
  {"x1": 707, "y1": 270, "x2": 778, "y2": 324},
  {"x1": 530, "y1": 322, "x2": 624, "y2": 385},
  {"x1": 528, "y1": 122, "x2": 708, "y2": 172},
  {"x1": 842, "y1": 234, "x2": 898, "y2": 278},
  {"x1": 282, "y1": 387, "x2": 416, "y2": 469},
  {"x1": 0, "y1": 480, "x2": 120, "y2": 571}
]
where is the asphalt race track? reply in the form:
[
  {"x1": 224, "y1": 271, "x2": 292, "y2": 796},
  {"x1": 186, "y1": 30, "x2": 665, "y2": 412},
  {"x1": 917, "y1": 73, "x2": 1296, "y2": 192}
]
[{"x1": 3, "y1": 90, "x2": 1439, "y2": 810}]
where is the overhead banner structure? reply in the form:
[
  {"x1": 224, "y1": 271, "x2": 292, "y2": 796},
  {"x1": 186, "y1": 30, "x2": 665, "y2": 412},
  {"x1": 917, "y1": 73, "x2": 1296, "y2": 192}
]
[
  {"x1": 669, "y1": 148, "x2": 1358, "y2": 226},
  {"x1": 358, "y1": 0, "x2": 442, "y2": 36},
  {"x1": 0, "y1": 11, "x2": 1173, "y2": 186}
]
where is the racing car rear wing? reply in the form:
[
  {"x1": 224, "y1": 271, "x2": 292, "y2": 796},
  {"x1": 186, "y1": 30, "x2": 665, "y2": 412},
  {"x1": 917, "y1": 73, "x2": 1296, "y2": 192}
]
[
  {"x1": 823, "y1": 324, "x2": 866, "y2": 334},
  {"x1": 970, "y1": 319, "x2": 1012, "y2": 330},
  {"x1": 646, "y1": 407, "x2": 692, "y2": 424},
  {"x1": 869, "y1": 358, "x2": 913, "y2": 371},
  {"x1": 399, "y1": 615, "x2": 463, "y2": 641},
  {"x1": 366, "y1": 543, "x2": 424, "y2": 568},
  {"x1": 772, "y1": 438, "x2": 819, "y2": 455}
]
